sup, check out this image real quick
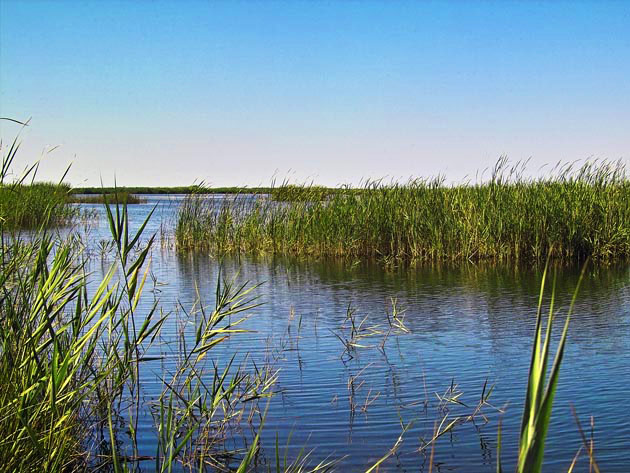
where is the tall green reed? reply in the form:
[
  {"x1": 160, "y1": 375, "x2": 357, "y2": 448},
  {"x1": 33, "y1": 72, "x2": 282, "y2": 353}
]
[{"x1": 496, "y1": 257, "x2": 600, "y2": 473}]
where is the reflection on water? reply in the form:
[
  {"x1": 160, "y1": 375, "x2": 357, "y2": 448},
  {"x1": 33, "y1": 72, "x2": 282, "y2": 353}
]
[{"x1": 73, "y1": 196, "x2": 630, "y2": 471}]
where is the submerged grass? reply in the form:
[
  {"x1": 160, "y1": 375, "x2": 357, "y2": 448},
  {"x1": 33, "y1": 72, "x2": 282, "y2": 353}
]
[{"x1": 176, "y1": 159, "x2": 630, "y2": 264}]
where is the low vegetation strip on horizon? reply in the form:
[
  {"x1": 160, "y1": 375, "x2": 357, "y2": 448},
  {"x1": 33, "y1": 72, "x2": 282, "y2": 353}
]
[
  {"x1": 176, "y1": 159, "x2": 630, "y2": 264},
  {"x1": 69, "y1": 185, "x2": 278, "y2": 195}
]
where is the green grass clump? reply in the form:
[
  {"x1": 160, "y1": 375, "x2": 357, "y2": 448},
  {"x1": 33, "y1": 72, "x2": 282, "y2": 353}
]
[
  {"x1": 0, "y1": 137, "x2": 76, "y2": 229},
  {"x1": 270, "y1": 184, "x2": 332, "y2": 202},
  {"x1": 176, "y1": 159, "x2": 630, "y2": 264},
  {"x1": 68, "y1": 192, "x2": 144, "y2": 204},
  {"x1": 0, "y1": 182, "x2": 75, "y2": 229}
]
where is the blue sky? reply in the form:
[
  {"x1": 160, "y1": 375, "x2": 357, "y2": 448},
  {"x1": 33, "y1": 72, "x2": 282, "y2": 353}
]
[{"x1": 1, "y1": 0, "x2": 629, "y2": 186}]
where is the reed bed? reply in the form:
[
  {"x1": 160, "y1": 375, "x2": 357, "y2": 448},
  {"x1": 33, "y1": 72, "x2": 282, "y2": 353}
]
[
  {"x1": 176, "y1": 159, "x2": 630, "y2": 264},
  {"x1": 0, "y1": 182, "x2": 76, "y2": 228},
  {"x1": 0, "y1": 137, "x2": 76, "y2": 229},
  {"x1": 270, "y1": 184, "x2": 332, "y2": 202},
  {"x1": 68, "y1": 191, "x2": 145, "y2": 204}
]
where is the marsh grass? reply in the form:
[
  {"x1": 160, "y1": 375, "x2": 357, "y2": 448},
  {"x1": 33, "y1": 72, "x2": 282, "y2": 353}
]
[
  {"x1": 270, "y1": 185, "x2": 332, "y2": 202},
  {"x1": 0, "y1": 181, "x2": 76, "y2": 229},
  {"x1": 68, "y1": 192, "x2": 145, "y2": 204},
  {"x1": 1, "y1": 198, "x2": 603, "y2": 472},
  {"x1": 0, "y1": 199, "x2": 277, "y2": 472},
  {"x1": 176, "y1": 159, "x2": 630, "y2": 264},
  {"x1": 0, "y1": 135, "x2": 76, "y2": 229}
]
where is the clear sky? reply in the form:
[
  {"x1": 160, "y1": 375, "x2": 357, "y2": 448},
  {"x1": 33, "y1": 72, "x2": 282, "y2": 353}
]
[{"x1": 1, "y1": 0, "x2": 629, "y2": 187}]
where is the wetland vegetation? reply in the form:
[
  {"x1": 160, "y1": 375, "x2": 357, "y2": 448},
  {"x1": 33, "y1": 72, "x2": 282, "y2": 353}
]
[
  {"x1": 4, "y1": 1, "x2": 628, "y2": 469},
  {"x1": 0, "y1": 138, "x2": 76, "y2": 229},
  {"x1": 176, "y1": 159, "x2": 630, "y2": 265},
  {"x1": 0, "y1": 208, "x2": 278, "y2": 472},
  {"x1": 70, "y1": 185, "x2": 277, "y2": 195},
  {"x1": 68, "y1": 192, "x2": 145, "y2": 204},
  {"x1": 0, "y1": 211, "x2": 598, "y2": 471},
  {"x1": 0, "y1": 139, "x2": 612, "y2": 472},
  {"x1": 0, "y1": 181, "x2": 77, "y2": 228}
]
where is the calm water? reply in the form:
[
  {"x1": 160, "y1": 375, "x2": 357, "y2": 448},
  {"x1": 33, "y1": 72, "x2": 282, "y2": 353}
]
[{"x1": 71, "y1": 196, "x2": 630, "y2": 472}]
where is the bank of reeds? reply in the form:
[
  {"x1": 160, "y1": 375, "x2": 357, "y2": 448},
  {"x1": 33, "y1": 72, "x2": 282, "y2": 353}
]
[
  {"x1": 176, "y1": 159, "x2": 630, "y2": 264},
  {"x1": 0, "y1": 182, "x2": 77, "y2": 230},
  {"x1": 0, "y1": 181, "x2": 76, "y2": 229},
  {"x1": 68, "y1": 192, "x2": 144, "y2": 204},
  {"x1": 270, "y1": 184, "x2": 332, "y2": 202},
  {"x1": 0, "y1": 136, "x2": 76, "y2": 229}
]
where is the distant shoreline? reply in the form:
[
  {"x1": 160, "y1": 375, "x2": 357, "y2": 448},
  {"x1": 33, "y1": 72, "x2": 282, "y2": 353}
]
[{"x1": 69, "y1": 186, "x2": 276, "y2": 195}]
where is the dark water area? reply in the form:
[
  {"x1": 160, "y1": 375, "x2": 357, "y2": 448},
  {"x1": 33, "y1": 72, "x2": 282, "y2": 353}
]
[{"x1": 67, "y1": 196, "x2": 630, "y2": 471}]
